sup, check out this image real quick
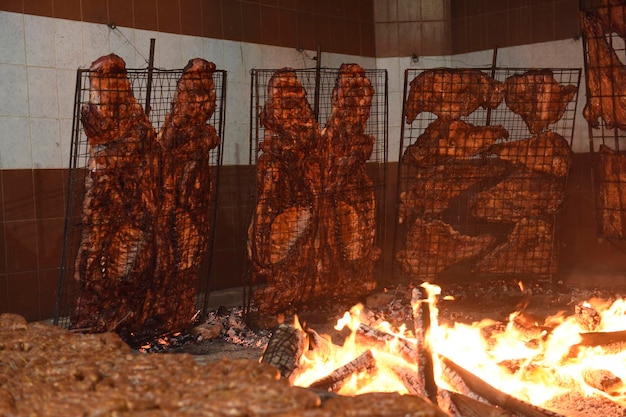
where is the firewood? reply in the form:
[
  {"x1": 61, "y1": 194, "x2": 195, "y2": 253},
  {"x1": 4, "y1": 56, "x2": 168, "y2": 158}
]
[
  {"x1": 412, "y1": 288, "x2": 438, "y2": 405},
  {"x1": 356, "y1": 323, "x2": 417, "y2": 364},
  {"x1": 574, "y1": 303, "x2": 601, "y2": 331},
  {"x1": 261, "y1": 323, "x2": 308, "y2": 383},
  {"x1": 308, "y1": 349, "x2": 377, "y2": 392},
  {"x1": 568, "y1": 330, "x2": 626, "y2": 357},
  {"x1": 582, "y1": 369, "x2": 623, "y2": 394},
  {"x1": 390, "y1": 365, "x2": 422, "y2": 396},
  {"x1": 445, "y1": 390, "x2": 514, "y2": 417},
  {"x1": 441, "y1": 356, "x2": 566, "y2": 417}
]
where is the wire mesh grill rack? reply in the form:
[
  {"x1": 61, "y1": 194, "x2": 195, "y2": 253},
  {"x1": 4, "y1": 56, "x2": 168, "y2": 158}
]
[
  {"x1": 54, "y1": 56, "x2": 226, "y2": 347},
  {"x1": 246, "y1": 65, "x2": 388, "y2": 315},
  {"x1": 580, "y1": 1, "x2": 626, "y2": 239},
  {"x1": 394, "y1": 66, "x2": 581, "y2": 282}
]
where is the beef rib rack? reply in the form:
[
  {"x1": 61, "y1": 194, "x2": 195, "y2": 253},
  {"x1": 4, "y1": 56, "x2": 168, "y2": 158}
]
[{"x1": 249, "y1": 64, "x2": 381, "y2": 315}]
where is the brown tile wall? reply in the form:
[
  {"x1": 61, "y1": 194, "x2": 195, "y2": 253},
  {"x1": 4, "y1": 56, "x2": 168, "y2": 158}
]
[
  {"x1": 0, "y1": 0, "x2": 376, "y2": 57},
  {"x1": 451, "y1": 0, "x2": 580, "y2": 55},
  {"x1": 374, "y1": 0, "x2": 580, "y2": 58},
  {"x1": 375, "y1": 0, "x2": 452, "y2": 57},
  {"x1": 4, "y1": 155, "x2": 626, "y2": 320},
  {"x1": 0, "y1": 169, "x2": 66, "y2": 321}
]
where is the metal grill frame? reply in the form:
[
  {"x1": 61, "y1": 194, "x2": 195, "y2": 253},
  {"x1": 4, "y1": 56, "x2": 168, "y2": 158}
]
[
  {"x1": 54, "y1": 64, "x2": 227, "y2": 341},
  {"x1": 580, "y1": 1, "x2": 626, "y2": 240},
  {"x1": 246, "y1": 66, "x2": 389, "y2": 313},
  {"x1": 394, "y1": 66, "x2": 582, "y2": 282}
]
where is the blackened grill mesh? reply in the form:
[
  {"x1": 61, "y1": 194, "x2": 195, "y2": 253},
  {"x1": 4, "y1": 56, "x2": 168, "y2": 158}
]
[
  {"x1": 54, "y1": 58, "x2": 226, "y2": 347},
  {"x1": 394, "y1": 67, "x2": 581, "y2": 282},
  {"x1": 246, "y1": 66, "x2": 388, "y2": 315}
]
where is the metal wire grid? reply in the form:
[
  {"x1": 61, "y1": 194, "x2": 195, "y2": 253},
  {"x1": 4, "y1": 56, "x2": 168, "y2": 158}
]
[
  {"x1": 54, "y1": 65, "x2": 226, "y2": 345},
  {"x1": 579, "y1": 1, "x2": 626, "y2": 239},
  {"x1": 394, "y1": 67, "x2": 581, "y2": 282},
  {"x1": 246, "y1": 66, "x2": 388, "y2": 313}
]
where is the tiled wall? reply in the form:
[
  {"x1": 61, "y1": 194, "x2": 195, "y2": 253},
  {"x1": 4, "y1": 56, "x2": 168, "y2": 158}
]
[
  {"x1": 0, "y1": 0, "x2": 376, "y2": 57},
  {"x1": 374, "y1": 0, "x2": 581, "y2": 58},
  {"x1": 2, "y1": 0, "x2": 622, "y2": 322},
  {"x1": 451, "y1": 0, "x2": 581, "y2": 54},
  {"x1": 0, "y1": 3, "x2": 377, "y2": 321}
]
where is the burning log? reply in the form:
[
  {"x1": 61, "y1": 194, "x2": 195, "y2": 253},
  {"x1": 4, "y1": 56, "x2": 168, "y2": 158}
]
[
  {"x1": 308, "y1": 349, "x2": 377, "y2": 392},
  {"x1": 568, "y1": 329, "x2": 626, "y2": 357},
  {"x1": 574, "y1": 302, "x2": 602, "y2": 331},
  {"x1": 261, "y1": 322, "x2": 308, "y2": 383},
  {"x1": 441, "y1": 356, "x2": 567, "y2": 417},
  {"x1": 356, "y1": 323, "x2": 417, "y2": 364},
  {"x1": 582, "y1": 369, "x2": 623, "y2": 394},
  {"x1": 444, "y1": 390, "x2": 515, "y2": 417},
  {"x1": 412, "y1": 288, "x2": 438, "y2": 405}
]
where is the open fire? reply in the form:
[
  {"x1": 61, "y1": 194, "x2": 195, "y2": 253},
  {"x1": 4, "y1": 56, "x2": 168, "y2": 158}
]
[{"x1": 270, "y1": 283, "x2": 626, "y2": 416}]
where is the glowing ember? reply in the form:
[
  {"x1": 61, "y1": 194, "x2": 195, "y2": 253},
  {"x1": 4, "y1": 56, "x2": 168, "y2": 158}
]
[{"x1": 290, "y1": 282, "x2": 626, "y2": 414}]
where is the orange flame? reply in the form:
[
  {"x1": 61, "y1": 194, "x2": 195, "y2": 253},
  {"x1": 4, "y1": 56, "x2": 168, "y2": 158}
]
[{"x1": 292, "y1": 283, "x2": 626, "y2": 409}]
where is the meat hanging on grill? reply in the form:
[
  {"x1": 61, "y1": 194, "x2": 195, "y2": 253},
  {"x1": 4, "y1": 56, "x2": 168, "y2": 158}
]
[
  {"x1": 151, "y1": 58, "x2": 221, "y2": 336},
  {"x1": 404, "y1": 68, "x2": 504, "y2": 123},
  {"x1": 473, "y1": 217, "x2": 558, "y2": 277},
  {"x1": 249, "y1": 69, "x2": 322, "y2": 314},
  {"x1": 403, "y1": 118, "x2": 509, "y2": 167},
  {"x1": 580, "y1": 12, "x2": 626, "y2": 130},
  {"x1": 594, "y1": 145, "x2": 626, "y2": 238},
  {"x1": 469, "y1": 170, "x2": 566, "y2": 222},
  {"x1": 503, "y1": 69, "x2": 578, "y2": 134},
  {"x1": 250, "y1": 65, "x2": 379, "y2": 315},
  {"x1": 594, "y1": 0, "x2": 626, "y2": 38},
  {"x1": 395, "y1": 218, "x2": 496, "y2": 279},
  {"x1": 398, "y1": 160, "x2": 507, "y2": 222},
  {"x1": 320, "y1": 64, "x2": 378, "y2": 265},
  {"x1": 488, "y1": 131, "x2": 573, "y2": 177},
  {"x1": 73, "y1": 54, "x2": 159, "y2": 335}
]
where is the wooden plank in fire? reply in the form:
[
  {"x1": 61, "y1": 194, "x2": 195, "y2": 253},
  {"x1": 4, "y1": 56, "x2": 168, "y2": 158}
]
[
  {"x1": 412, "y1": 287, "x2": 438, "y2": 405},
  {"x1": 355, "y1": 323, "x2": 417, "y2": 364},
  {"x1": 308, "y1": 349, "x2": 377, "y2": 392},
  {"x1": 441, "y1": 355, "x2": 567, "y2": 417}
]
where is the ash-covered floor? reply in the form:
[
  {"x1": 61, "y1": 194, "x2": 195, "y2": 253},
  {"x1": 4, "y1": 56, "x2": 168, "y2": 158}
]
[{"x1": 176, "y1": 273, "x2": 626, "y2": 365}]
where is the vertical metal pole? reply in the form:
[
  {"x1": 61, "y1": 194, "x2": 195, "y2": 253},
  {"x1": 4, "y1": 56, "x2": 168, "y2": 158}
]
[
  {"x1": 485, "y1": 47, "x2": 498, "y2": 126},
  {"x1": 313, "y1": 45, "x2": 322, "y2": 122},
  {"x1": 145, "y1": 38, "x2": 156, "y2": 116}
]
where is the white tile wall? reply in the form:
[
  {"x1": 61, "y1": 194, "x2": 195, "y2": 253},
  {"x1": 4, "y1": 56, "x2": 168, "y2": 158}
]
[
  {"x1": 0, "y1": 64, "x2": 29, "y2": 117},
  {"x1": 0, "y1": 12, "x2": 25, "y2": 65},
  {"x1": 30, "y1": 117, "x2": 61, "y2": 168},
  {"x1": 0, "y1": 116, "x2": 31, "y2": 169},
  {"x1": 0, "y1": 10, "x2": 591, "y2": 170},
  {"x1": 24, "y1": 14, "x2": 55, "y2": 67},
  {"x1": 54, "y1": 19, "x2": 84, "y2": 70}
]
